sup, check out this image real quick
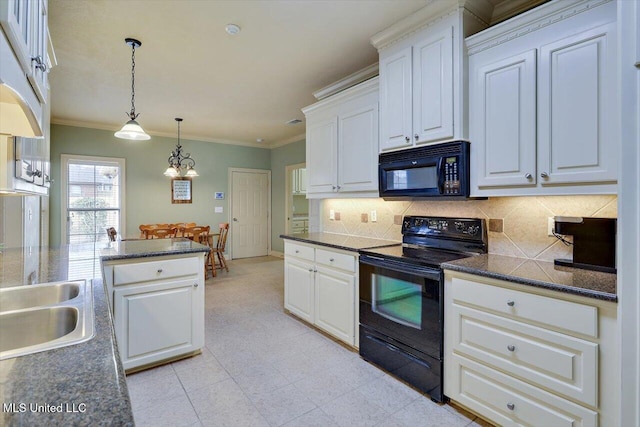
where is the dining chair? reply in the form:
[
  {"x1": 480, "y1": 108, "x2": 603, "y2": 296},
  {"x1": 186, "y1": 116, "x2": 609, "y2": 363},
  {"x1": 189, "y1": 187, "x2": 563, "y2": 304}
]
[
  {"x1": 145, "y1": 227, "x2": 176, "y2": 239},
  {"x1": 106, "y1": 227, "x2": 117, "y2": 242},
  {"x1": 209, "y1": 223, "x2": 229, "y2": 276},
  {"x1": 183, "y1": 225, "x2": 210, "y2": 244}
]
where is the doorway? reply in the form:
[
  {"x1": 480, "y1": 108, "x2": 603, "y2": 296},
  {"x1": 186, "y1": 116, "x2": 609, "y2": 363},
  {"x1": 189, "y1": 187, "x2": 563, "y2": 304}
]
[
  {"x1": 285, "y1": 163, "x2": 309, "y2": 235},
  {"x1": 229, "y1": 168, "x2": 271, "y2": 259}
]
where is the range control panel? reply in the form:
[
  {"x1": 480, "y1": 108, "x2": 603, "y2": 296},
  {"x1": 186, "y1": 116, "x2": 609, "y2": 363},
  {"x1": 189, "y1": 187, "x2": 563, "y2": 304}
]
[{"x1": 402, "y1": 216, "x2": 485, "y2": 239}]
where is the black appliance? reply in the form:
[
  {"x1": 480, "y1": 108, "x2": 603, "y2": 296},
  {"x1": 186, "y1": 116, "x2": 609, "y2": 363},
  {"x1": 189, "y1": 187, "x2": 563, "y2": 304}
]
[
  {"x1": 554, "y1": 216, "x2": 617, "y2": 273},
  {"x1": 359, "y1": 216, "x2": 487, "y2": 402},
  {"x1": 378, "y1": 141, "x2": 470, "y2": 199}
]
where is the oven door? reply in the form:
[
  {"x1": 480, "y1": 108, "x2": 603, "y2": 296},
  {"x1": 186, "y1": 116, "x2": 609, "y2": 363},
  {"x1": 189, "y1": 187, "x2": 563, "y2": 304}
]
[{"x1": 359, "y1": 254, "x2": 442, "y2": 360}]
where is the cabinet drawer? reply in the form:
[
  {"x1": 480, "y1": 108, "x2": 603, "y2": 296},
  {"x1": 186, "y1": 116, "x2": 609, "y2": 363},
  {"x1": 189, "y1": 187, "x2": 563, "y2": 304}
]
[
  {"x1": 315, "y1": 248, "x2": 355, "y2": 273},
  {"x1": 450, "y1": 277, "x2": 598, "y2": 338},
  {"x1": 113, "y1": 257, "x2": 200, "y2": 286},
  {"x1": 449, "y1": 356, "x2": 597, "y2": 427},
  {"x1": 284, "y1": 241, "x2": 314, "y2": 262},
  {"x1": 451, "y1": 303, "x2": 598, "y2": 406}
]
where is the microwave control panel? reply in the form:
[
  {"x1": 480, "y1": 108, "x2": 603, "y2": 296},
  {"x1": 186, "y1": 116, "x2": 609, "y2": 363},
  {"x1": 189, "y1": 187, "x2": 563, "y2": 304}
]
[{"x1": 443, "y1": 156, "x2": 460, "y2": 194}]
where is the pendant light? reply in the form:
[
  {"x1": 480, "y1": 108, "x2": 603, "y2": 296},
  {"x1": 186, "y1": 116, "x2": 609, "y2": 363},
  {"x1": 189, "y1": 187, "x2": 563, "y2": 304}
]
[
  {"x1": 164, "y1": 118, "x2": 198, "y2": 177},
  {"x1": 115, "y1": 38, "x2": 150, "y2": 141}
]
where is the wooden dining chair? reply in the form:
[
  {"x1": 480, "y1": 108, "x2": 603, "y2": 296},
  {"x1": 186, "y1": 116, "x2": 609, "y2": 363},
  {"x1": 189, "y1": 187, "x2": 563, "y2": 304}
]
[
  {"x1": 106, "y1": 227, "x2": 117, "y2": 242},
  {"x1": 183, "y1": 225, "x2": 210, "y2": 244},
  {"x1": 209, "y1": 223, "x2": 229, "y2": 276},
  {"x1": 145, "y1": 227, "x2": 176, "y2": 239}
]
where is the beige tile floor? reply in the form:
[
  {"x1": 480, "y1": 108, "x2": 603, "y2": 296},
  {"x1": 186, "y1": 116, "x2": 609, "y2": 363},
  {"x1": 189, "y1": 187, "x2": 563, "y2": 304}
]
[{"x1": 127, "y1": 256, "x2": 491, "y2": 427}]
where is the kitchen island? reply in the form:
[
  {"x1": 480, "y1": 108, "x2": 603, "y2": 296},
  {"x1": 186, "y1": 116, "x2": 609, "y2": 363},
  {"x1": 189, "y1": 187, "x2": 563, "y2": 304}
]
[{"x1": 0, "y1": 238, "x2": 209, "y2": 426}]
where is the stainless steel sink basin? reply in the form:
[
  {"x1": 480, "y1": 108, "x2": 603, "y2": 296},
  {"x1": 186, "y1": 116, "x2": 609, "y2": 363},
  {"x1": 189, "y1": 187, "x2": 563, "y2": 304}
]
[
  {"x1": 0, "y1": 282, "x2": 80, "y2": 311},
  {"x1": 0, "y1": 281, "x2": 94, "y2": 360}
]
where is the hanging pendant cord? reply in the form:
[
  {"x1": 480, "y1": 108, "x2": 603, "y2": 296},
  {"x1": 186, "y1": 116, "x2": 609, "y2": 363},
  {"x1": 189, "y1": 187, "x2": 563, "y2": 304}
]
[{"x1": 129, "y1": 44, "x2": 139, "y2": 120}]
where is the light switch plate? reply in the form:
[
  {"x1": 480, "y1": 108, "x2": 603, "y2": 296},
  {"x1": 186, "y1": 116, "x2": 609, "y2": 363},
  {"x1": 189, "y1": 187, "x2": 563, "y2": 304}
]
[
  {"x1": 329, "y1": 209, "x2": 335, "y2": 220},
  {"x1": 215, "y1": 207, "x2": 223, "y2": 213},
  {"x1": 370, "y1": 210, "x2": 377, "y2": 222},
  {"x1": 548, "y1": 217, "x2": 555, "y2": 236}
]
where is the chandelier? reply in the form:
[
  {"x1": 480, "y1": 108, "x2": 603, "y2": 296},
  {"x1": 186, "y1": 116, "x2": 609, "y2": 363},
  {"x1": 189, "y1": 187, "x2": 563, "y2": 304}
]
[
  {"x1": 114, "y1": 38, "x2": 150, "y2": 141},
  {"x1": 164, "y1": 118, "x2": 198, "y2": 177}
]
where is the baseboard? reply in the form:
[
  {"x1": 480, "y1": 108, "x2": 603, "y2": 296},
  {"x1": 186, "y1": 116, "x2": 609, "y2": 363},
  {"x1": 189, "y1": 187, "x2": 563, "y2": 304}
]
[{"x1": 269, "y1": 250, "x2": 284, "y2": 258}]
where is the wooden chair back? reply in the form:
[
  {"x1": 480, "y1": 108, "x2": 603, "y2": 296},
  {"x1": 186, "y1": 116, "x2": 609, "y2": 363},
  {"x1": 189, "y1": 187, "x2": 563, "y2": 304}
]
[
  {"x1": 145, "y1": 227, "x2": 176, "y2": 239},
  {"x1": 183, "y1": 225, "x2": 210, "y2": 244},
  {"x1": 106, "y1": 227, "x2": 117, "y2": 242},
  {"x1": 216, "y1": 223, "x2": 229, "y2": 251}
]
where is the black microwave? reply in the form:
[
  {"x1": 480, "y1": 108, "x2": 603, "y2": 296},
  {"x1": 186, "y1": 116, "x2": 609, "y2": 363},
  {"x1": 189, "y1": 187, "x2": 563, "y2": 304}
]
[{"x1": 379, "y1": 141, "x2": 470, "y2": 199}]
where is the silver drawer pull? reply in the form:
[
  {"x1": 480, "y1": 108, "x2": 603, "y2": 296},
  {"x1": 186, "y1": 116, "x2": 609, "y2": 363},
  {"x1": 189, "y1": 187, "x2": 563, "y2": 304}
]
[
  {"x1": 507, "y1": 402, "x2": 515, "y2": 411},
  {"x1": 507, "y1": 300, "x2": 515, "y2": 307},
  {"x1": 507, "y1": 345, "x2": 516, "y2": 352},
  {"x1": 295, "y1": 250, "x2": 299, "y2": 253},
  {"x1": 308, "y1": 268, "x2": 313, "y2": 272},
  {"x1": 329, "y1": 258, "x2": 335, "y2": 262},
  {"x1": 193, "y1": 283, "x2": 199, "y2": 288},
  {"x1": 157, "y1": 268, "x2": 163, "y2": 273}
]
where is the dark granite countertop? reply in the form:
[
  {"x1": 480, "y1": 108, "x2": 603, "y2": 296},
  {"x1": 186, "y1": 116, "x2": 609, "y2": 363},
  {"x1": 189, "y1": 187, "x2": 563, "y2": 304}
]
[
  {"x1": 443, "y1": 254, "x2": 617, "y2": 302},
  {"x1": 0, "y1": 244, "x2": 137, "y2": 426},
  {"x1": 280, "y1": 232, "x2": 399, "y2": 252},
  {"x1": 100, "y1": 237, "x2": 209, "y2": 261}
]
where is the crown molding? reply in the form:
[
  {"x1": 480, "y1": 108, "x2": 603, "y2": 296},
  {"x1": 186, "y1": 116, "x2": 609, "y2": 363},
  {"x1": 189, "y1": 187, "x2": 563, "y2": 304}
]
[
  {"x1": 312, "y1": 63, "x2": 379, "y2": 100},
  {"x1": 269, "y1": 133, "x2": 306, "y2": 149},
  {"x1": 466, "y1": 0, "x2": 613, "y2": 55},
  {"x1": 302, "y1": 76, "x2": 379, "y2": 115}
]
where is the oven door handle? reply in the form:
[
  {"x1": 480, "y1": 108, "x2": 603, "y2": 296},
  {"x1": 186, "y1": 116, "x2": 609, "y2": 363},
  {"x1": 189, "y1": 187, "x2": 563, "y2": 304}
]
[
  {"x1": 359, "y1": 255, "x2": 441, "y2": 281},
  {"x1": 437, "y1": 156, "x2": 445, "y2": 195}
]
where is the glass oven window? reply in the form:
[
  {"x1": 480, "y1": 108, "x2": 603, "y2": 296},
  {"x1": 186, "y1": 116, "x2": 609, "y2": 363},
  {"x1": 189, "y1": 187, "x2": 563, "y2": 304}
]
[
  {"x1": 386, "y1": 166, "x2": 437, "y2": 190},
  {"x1": 372, "y1": 274, "x2": 422, "y2": 329}
]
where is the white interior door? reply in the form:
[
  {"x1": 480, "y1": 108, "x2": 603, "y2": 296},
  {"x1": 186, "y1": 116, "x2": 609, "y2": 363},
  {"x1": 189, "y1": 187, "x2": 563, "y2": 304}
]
[{"x1": 230, "y1": 169, "x2": 270, "y2": 259}]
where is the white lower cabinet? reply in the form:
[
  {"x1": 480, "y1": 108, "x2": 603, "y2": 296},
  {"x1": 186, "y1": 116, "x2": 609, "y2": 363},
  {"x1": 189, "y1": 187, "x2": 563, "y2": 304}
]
[
  {"x1": 102, "y1": 253, "x2": 205, "y2": 371},
  {"x1": 444, "y1": 270, "x2": 618, "y2": 427},
  {"x1": 284, "y1": 240, "x2": 357, "y2": 347}
]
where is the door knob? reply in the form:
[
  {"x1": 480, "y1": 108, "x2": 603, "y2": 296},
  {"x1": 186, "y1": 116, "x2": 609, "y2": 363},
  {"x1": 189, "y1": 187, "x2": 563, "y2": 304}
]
[
  {"x1": 540, "y1": 172, "x2": 549, "y2": 178},
  {"x1": 233, "y1": 218, "x2": 238, "y2": 222}
]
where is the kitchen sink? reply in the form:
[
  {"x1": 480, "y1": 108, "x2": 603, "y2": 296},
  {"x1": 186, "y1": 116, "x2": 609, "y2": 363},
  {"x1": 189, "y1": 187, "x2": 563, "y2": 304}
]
[
  {"x1": 0, "y1": 282, "x2": 80, "y2": 311},
  {"x1": 0, "y1": 281, "x2": 94, "y2": 360}
]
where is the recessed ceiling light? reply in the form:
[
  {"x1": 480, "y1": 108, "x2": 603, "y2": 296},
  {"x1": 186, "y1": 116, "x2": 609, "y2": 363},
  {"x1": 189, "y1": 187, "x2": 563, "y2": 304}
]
[
  {"x1": 286, "y1": 119, "x2": 303, "y2": 125},
  {"x1": 225, "y1": 24, "x2": 241, "y2": 35}
]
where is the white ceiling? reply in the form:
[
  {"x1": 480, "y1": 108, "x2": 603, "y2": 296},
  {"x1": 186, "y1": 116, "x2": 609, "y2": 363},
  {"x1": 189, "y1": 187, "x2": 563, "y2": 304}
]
[{"x1": 48, "y1": 0, "x2": 433, "y2": 148}]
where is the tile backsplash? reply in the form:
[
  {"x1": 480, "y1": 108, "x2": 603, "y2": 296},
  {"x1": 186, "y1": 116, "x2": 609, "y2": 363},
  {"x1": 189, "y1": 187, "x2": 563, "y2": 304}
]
[{"x1": 321, "y1": 196, "x2": 617, "y2": 262}]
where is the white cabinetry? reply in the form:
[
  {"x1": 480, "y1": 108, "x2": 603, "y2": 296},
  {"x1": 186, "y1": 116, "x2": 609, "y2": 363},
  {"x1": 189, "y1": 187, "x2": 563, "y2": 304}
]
[
  {"x1": 292, "y1": 168, "x2": 306, "y2": 194},
  {"x1": 102, "y1": 253, "x2": 206, "y2": 371},
  {"x1": 302, "y1": 77, "x2": 378, "y2": 199},
  {"x1": 468, "y1": 0, "x2": 618, "y2": 196},
  {"x1": 284, "y1": 241, "x2": 357, "y2": 346},
  {"x1": 372, "y1": 2, "x2": 487, "y2": 152},
  {"x1": 444, "y1": 270, "x2": 618, "y2": 427}
]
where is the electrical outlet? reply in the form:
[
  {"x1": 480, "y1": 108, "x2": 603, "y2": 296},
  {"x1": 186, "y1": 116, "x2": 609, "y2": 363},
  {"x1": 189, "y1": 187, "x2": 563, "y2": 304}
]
[
  {"x1": 370, "y1": 210, "x2": 377, "y2": 222},
  {"x1": 548, "y1": 217, "x2": 555, "y2": 236},
  {"x1": 329, "y1": 209, "x2": 335, "y2": 220}
]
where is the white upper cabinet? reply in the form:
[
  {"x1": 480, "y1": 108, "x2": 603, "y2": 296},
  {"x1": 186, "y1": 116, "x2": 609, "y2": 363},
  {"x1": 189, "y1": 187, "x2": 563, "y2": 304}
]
[
  {"x1": 373, "y1": 2, "x2": 486, "y2": 153},
  {"x1": 303, "y1": 77, "x2": 379, "y2": 199},
  {"x1": 468, "y1": 0, "x2": 618, "y2": 196}
]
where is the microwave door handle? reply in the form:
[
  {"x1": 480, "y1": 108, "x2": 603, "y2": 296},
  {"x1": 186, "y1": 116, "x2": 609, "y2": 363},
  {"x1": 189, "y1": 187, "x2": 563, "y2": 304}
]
[{"x1": 437, "y1": 157, "x2": 445, "y2": 194}]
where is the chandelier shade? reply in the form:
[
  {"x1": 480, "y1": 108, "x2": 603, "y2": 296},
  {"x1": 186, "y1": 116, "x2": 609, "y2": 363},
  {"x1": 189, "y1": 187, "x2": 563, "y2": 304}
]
[{"x1": 115, "y1": 38, "x2": 150, "y2": 141}]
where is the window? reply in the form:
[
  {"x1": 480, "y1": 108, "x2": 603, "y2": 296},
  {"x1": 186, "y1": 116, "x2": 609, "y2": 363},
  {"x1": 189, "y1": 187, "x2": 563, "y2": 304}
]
[{"x1": 61, "y1": 155, "x2": 125, "y2": 279}]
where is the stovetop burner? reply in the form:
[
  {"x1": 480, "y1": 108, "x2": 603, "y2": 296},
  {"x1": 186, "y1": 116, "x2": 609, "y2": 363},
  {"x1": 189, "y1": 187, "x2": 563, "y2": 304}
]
[{"x1": 359, "y1": 216, "x2": 487, "y2": 268}]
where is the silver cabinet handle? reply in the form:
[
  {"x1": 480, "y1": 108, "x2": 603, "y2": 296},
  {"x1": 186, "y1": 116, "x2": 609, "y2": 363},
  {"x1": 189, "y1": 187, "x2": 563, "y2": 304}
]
[
  {"x1": 507, "y1": 403, "x2": 515, "y2": 411},
  {"x1": 507, "y1": 300, "x2": 515, "y2": 307},
  {"x1": 313, "y1": 268, "x2": 318, "y2": 273},
  {"x1": 405, "y1": 136, "x2": 410, "y2": 142},
  {"x1": 541, "y1": 172, "x2": 549, "y2": 178},
  {"x1": 507, "y1": 345, "x2": 516, "y2": 352},
  {"x1": 414, "y1": 134, "x2": 419, "y2": 140},
  {"x1": 308, "y1": 268, "x2": 313, "y2": 272},
  {"x1": 525, "y1": 173, "x2": 532, "y2": 179},
  {"x1": 332, "y1": 186, "x2": 337, "y2": 190},
  {"x1": 157, "y1": 268, "x2": 163, "y2": 273},
  {"x1": 329, "y1": 258, "x2": 334, "y2": 262},
  {"x1": 233, "y1": 218, "x2": 238, "y2": 222},
  {"x1": 31, "y1": 55, "x2": 47, "y2": 72},
  {"x1": 193, "y1": 283, "x2": 199, "y2": 288},
  {"x1": 295, "y1": 250, "x2": 299, "y2": 253},
  {"x1": 336, "y1": 186, "x2": 341, "y2": 190}
]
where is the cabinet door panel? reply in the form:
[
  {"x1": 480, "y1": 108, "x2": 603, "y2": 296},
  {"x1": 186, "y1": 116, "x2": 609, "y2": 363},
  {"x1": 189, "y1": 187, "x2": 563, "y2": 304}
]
[
  {"x1": 473, "y1": 50, "x2": 537, "y2": 187},
  {"x1": 284, "y1": 258, "x2": 315, "y2": 323},
  {"x1": 114, "y1": 279, "x2": 201, "y2": 370},
  {"x1": 379, "y1": 47, "x2": 412, "y2": 151},
  {"x1": 306, "y1": 116, "x2": 338, "y2": 194},
  {"x1": 538, "y1": 22, "x2": 617, "y2": 184},
  {"x1": 338, "y1": 102, "x2": 378, "y2": 192},
  {"x1": 413, "y1": 27, "x2": 453, "y2": 144},
  {"x1": 315, "y1": 267, "x2": 355, "y2": 345}
]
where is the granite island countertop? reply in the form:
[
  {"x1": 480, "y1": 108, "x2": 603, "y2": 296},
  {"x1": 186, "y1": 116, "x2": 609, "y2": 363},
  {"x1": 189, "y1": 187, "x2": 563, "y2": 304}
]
[
  {"x1": 0, "y1": 239, "x2": 209, "y2": 426},
  {"x1": 280, "y1": 232, "x2": 399, "y2": 252},
  {"x1": 443, "y1": 254, "x2": 617, "y2": 302}
]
